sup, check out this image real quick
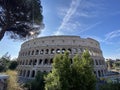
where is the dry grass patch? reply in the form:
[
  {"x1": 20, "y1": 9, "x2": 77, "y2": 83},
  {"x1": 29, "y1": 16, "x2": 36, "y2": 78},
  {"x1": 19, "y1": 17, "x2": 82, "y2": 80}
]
[{"x1": 5, "y1": 70, "x2": 23, "y2": 90}]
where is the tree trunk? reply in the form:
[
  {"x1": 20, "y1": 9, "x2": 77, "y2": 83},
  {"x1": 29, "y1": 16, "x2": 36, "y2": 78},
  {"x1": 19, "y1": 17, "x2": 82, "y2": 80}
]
[{"x1": 0, "y1": 27, "x2": 6, "y2": 41}]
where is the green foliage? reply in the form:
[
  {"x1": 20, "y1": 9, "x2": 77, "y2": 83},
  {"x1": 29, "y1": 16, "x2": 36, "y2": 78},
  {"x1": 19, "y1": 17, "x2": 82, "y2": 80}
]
[
  {"x1": 99, "y1": 83, "x2": 120, "y2": 90},
  {"x1": 24, "y1": 71, "x2": 46, "y2": 90},
  {"x1": 0, "y1": 53, "x2": 11, "y2": 72},
  {"x1": 9, "y1": 60, "x2": 18, "y2": 70},
  {"x1": 0, "y1": 65, "x2": 5, "y2": 72},
  {"x1": 45, "y1": 50, "x2": 96, "y2": 90},
  {"x1": 0, "y1": 53, "x2": 18, "y2": 72},
  {"x1": 0, "y1": 0, "x2": 44, "y2": 40}
]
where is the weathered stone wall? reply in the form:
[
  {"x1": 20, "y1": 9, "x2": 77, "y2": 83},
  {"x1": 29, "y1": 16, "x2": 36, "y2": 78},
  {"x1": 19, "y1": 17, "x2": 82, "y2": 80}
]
[{"x1": 17, "y1": 36, "x2": 107, "y2": 79}]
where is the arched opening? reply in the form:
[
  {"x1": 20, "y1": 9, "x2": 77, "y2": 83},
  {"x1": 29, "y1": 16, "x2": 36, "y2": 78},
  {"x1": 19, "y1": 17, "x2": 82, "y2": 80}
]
[
  {"x1": 31, "y1": 70, "x2": 35, "y2": 78},
  {"x1": 39, "y1": 59, "x2": 42, "y2": 65},
  {"x1": 62, "y1": 48, "x2": 65, "y2": 54},
  {"x1": 28, "y1": 51, "x2": 31, "y2": 56},
  {"x1": 94, "y1": 71, "x2": 97, "y2": 77},
  {"x1": 98, "y1": 70, "x2": 101, "y2": 77},
  {"x1": 56, "y1": 49, "x2": 60, "y2": 54},
  {"x1": 27, "y1": 70, "x2": 30, "y2": 77},
  {"x1": 33, "y1": 59, "x2": 37, "y2": 65},
  {"x1": 35, "y1": 50, "x2": 39, "y2": 55},
  {"x1": 29, "y1": 60, "x2": 32, "y2": 65},
  {"x1": 23, "y1": 70, "x2": 26, "y2": 77},
  {"x1": 101, "y1": 70, "x2": 103, "y2": 76},
  {"x1": 68, "y1": 48, "x2": 72, "y2": 54},
  {"x1": 40, "y1": 49, "x2": 44, "y2": 54},
  {"x1": 31, "y1": 50, "x2": 34, "y2": 55},
  {"x1": 50, "y1": 59, "x2": 53, "y2": 64},
  {"x1": 95, "y1": 60, "x2": 98, "y2": 65},
  {"x1": 45, "y1": 49, "x2": 49, "y2": 54},
  {"x1": 43, "y1": 71, "x2": 46, "y2": 73},
  {"x1": 44, "y1": 59, "x2": 48, "y2": 65},
  {"x1": 51, "y1": 49, "x2": 55, "y2": 54}
]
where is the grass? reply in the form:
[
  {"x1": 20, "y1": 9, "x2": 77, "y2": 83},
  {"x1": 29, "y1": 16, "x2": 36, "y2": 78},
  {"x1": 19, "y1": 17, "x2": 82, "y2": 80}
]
[{"x1": 4, "y1": 70, "x2": 23, "y2": 90}]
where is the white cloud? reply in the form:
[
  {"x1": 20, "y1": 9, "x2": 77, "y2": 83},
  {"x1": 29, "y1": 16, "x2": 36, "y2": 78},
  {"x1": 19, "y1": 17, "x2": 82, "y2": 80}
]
[
  {"x1": 54, "y1": 0, "x2": 105, "y2": 35},
  {"x1": 54, "y1": 0, "x2": 81, "y2": 35},
  {"x1": 105, "y1": 30, "x2": 120, "y2": 41},
  {"x1": 59, "y1": 0, "x2": 80, "y2": 29}
]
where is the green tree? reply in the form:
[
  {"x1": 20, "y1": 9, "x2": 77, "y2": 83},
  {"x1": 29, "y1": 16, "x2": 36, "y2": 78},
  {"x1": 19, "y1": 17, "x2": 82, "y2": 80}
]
[
  {"x1": 100, "y1": 83, "x2": 120, "y2": 90},
  {"x1": 45, "y1": 50, "x2": 96, "y2": 90},
  {"x1": 0, "y1": 52, "x2": 11, "y2": 72},
  {"x1": 24, "y1": 71, "x2": 46, "y2": 90},
  {"x1": 0, "y1": 0, "x2": 44, "y2": 40},
  {"x1": 9, "y1": 60, "x2": 18, "y2": 70}
]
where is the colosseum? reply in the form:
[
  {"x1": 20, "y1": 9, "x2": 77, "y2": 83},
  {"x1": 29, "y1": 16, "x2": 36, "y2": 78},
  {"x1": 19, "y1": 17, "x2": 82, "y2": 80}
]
[{"x1": 17, "y1": 35, "x2": 107, "y2": 80}]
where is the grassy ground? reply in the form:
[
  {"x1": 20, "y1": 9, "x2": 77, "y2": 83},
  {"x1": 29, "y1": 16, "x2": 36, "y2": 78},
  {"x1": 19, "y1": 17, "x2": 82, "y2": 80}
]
[{"x1": 4, "y1": 70, "x2": 23, "y2": 90}]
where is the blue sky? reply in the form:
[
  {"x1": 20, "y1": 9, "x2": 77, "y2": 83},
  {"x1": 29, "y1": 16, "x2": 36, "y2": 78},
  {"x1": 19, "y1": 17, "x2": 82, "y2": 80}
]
[{"x1": 0, "y1": 0, "x2": 120, "y2": 59}]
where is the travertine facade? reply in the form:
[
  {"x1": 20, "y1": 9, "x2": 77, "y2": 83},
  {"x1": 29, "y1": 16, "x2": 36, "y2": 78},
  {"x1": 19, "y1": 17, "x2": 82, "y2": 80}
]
[{"x1": 17, "y1": 36, "x2": 107, "y2": 80}]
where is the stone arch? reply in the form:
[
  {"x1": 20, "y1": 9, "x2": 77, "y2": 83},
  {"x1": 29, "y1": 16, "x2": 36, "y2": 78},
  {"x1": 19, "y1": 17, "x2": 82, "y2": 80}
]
[
  {"x1": 98, "y1": 70, "x2": 101, "y2": 77},
  {"x1": 56, "y1": 49, "x2": 60, "y2": 54},
  {"x1": 94, "y1": 71, "x2": 97, "y2": 77},
  {"x1": 68, "y1": 48, "x2": 72, "y2": 54},
  {"x1": 35, "y1": 50, "x2": 39, "y2": 55},
  {"x1": 39, "y1": 59, "x2": 42, "y2": 65},
  {"x1": 45, "y1": 49, "x2": 49, "y2": 54},
  {"x1": 43, "y1": 71, "x2": 46, "y2": 73},
  {"x1": 101, "y1": 70, "x2": 103, "y2": 76},
  {"x1": 40, "y1": 49, "x2": 44, "y2": 54},
  {"x1": 23, "y1": 70, "x2": 26, "y2": 77},
  {"x1": 62, "y1": 48, "x2": 66, "y2": 54},
  {"x1": 31, "y1": 50, "x2": 34, "y2": 55},
  {"x1": 33, "y1": 59, "x2": 37, "y2": 65},
  {"x1": 28, "y1": 51, "x2": 31, "y2": 56},
  {"x1": 50, "y1": 58, "x2": 53, "y2": 64},
  {"x1": 31, "y1": 70, "x2": 35, "y2": 78},
  {"x1": 51, "y1": 49, "x2": 55, "y2": 54},
  {"x1": 44, "y1": 59, "x2": 48, "y2": 65},
  {"x1": 27, "y1": 70, "x2": 30, "y2": 77},
  {"x1": 29, "y1": 59, "x2": 32, "y2": 65},
  {"x1": 95, "y1": 59, "x2": 98, "y2": 65}
]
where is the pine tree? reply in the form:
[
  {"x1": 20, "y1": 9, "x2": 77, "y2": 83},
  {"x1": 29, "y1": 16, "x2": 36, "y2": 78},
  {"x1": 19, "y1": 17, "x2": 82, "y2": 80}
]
[{"x1": 0, "y1": 0, "x2": 44, "y2": 40}]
